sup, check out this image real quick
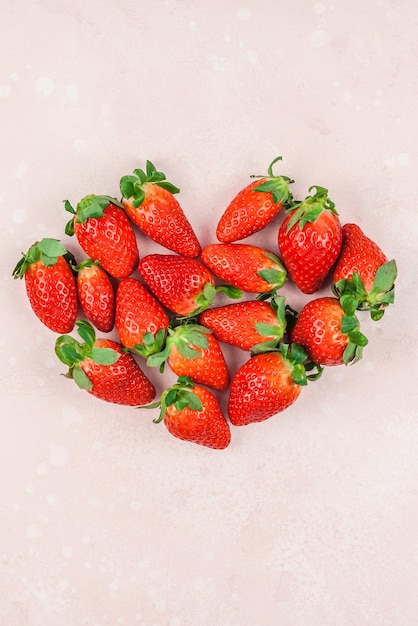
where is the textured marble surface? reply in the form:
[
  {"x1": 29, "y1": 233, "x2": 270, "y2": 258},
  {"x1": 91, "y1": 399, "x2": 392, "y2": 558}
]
[{"x1": 1, "y1": 1, "x2": 417, "y2": 624}]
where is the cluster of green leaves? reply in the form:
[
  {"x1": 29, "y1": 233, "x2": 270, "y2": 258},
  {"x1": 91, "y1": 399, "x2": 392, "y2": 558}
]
[{"x1": 119, "y1": 160, "x2": 180, "y2": 208}]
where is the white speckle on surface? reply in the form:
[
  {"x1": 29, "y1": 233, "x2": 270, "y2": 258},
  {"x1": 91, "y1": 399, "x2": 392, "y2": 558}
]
[
  {"x1": 237, "y1": 7, "x2": 251, "y2": 20},
  {"x1": 45, "y1": 493, "x2": 56, "y2": 506},
  {"x1": 314, "y1": 2, "x2": 325, "y2": 14},
  {"x1": 36, "y1": 462, "x2": 48, "y2": 476},
  {"x1": 65, "y1": 84, "x2": 79, "y2": 101},
  {"x1": 0, "y1": 84, "x2": 11, "y2": 98},
  {"x1": 49, "y1": 444, "x2": 69, "y2": 467},
  {"x1": 62, "y1": 404, "x2": 84, "y2": 428},
  {"x1": 14, "y1": 162, "x2": 29, "y2": 178},
  {"x1": 310, "y1": 29, "x2": 330, "y2": 48},
  {"x1": 342, "y1": 91, "x2": 352, "y2": 102},
  {"x1": 383, "y1": 153, "x2": 410, "y2": 168},
  {"x1": 12, "y1": 209, "x2": 28, "y2": 224},
  {"x1": 62, "y1": 546, "x2": 74, "y2": 558},
  {"x1": 35, "y1": 76, "x2": 55, "y2": 97},
  {"x1": 26, "y1": 524, "x2": 41, "y2": 539},
  {"x1": 189, "y1": 20, "x2": 197, "y2": 31},
  {"x1": 73, "y1": 139, "x2": 87, "y2": 151},
  {"x1": 25, "y1": 484, "x2": 35, "y2": 494},
  {"x1": 100, "y1": 103, "x2": 110, "y2": 116},
  {"x1": 206, "y1": 53, "x2": 228, "y2": 71}
]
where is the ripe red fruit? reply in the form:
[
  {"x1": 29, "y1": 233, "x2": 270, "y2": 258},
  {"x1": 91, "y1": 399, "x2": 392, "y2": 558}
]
[
  {"x1": 145, "y1": 377, "x2": 231, "y2": 449},
  {"x1": 228, "y1": 344, "x2": 317, "y2": 426},
  {"x1": 216, "y1": 156, "x2": 294, "y2": 242},
  {"x1": 278, "y1": 186, "x2": 342, "y2": 294},
  {"x1": 120, "y1": 161, "x2": 201, "y2": 257},
  {"x1": 76, "y1": 260, "x2": 115, "y2": 333},
  {"x1": 13, "y1": 238, "x2": 78, "y2": 333},
  {"x1": 199, "y1": 294, "x2": 287, "y2": 352},
  {"x1": 64, "y1": 195, "x2": 139, "y2": 278},
  {"x1": 55, "y1": 320, "x2": 156, "y2": 406},
  {"x1": 138, "y1": 253, "x2": 241, "y2": 316},
  {"x1": 147, "y1": 323, "x2": 230, "y2": 390},
  {"x1": 115, "y1": 277, "x2": 169, "y2": 357},
  {"x1": 333, "y1": 223, "x2": 397, "y2": 321},
  {"x1": 201, "y1": 243, "x2": 287, "y2": 295},
  {"x1": 290, "y1": 297, "x2": 368, "y2": 366}
]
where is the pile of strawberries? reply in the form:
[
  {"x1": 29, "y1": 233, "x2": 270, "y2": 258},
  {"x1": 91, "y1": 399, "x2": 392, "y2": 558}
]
[{"x1": 13, "y1": 158, "x2": 397, "y2": 450}]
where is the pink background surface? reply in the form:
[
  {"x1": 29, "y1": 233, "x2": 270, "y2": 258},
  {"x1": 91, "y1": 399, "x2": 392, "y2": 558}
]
[{"x1": 1, "y1": 1, "x2": 417, "y2": 624}]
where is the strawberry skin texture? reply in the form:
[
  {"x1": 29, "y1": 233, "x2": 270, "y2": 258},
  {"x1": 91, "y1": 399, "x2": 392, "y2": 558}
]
[
  {"x1": 278, "y1": 210, "x2": 342, "y2": 294},
  {"x1": 164, "y1": 385, "x2": 231, "y2": 449},
  {"x1": 77, "y1": 263, "x2": 115, "y2": 333},
  {"x1": 73, "y1": 202, "x2": 139, "y2": 278},
  {"x1": 333, "y1": 223, "x2": 388, "y2": 291},
  {"x1": 201, "y1": 243, "x2": 286, "y2": 293},
  {"x1": 138, "y1": 254, "x2": 215, "y2": 316},
  {"x1": 115, "y1": 277, "x2": 169, "y2": 350},
  {"x1": 228, "y1": 352, "x2": 301, "y2": 426},
  {"x1": 216, "y1": 178, "x2": 279, "y2": 242},
  {"x1": 81, "y1": 338, "x2": 156, "y2": 406},
  {"x1": 122, "y1": 184, "x2": 201, "y2": 258},
  {"x1": 290, "y1": 297, "x2": 348, "y2": 366},
  {"x1": 199, "y1": 300, "x2": 282, "y2": 351},
  {"x1": 167, "y1": 333, "x2": 230, "y2": 390},
  {"x1": 25, "y1": 256, "x2": 78, "y2": 334}
]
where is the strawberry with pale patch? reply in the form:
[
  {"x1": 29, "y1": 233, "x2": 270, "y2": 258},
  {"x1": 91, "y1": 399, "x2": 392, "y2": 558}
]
[
  {"x1": 13, "y1": 238, "x2": 78, "y2": 334},
  {"x1": 216, "y1": 156, "x2": 294, "y2": 242},
  {"x1": 120, "y1": 160, "x2": 201, "y2": 257},
  {"x1": 55, "y1": 320, "x2": 156, "y2": 406},
  {"x1": 333, "y1": 223, "x2": 397, "y2": 321}
]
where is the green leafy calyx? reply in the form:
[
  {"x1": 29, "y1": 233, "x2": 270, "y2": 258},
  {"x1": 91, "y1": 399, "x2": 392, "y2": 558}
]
[
  {"x1": 250, "y1": 155, "x2": 294, "y2": 208},
  {"x1": 285, "y1": 185, "x2": 338, "y2": 233},
  {"x1": 120, "y1": 160, "x2": 180, "y2": 208},
  {"x1": 141, "y1": 376, "x2": 203, "y2": 424},
  {"x1": 55, "y1": 320, "x2": 120, "y2": 390},
  {"x1": 12, "y1": 238, "x2": 68, "y2": 279}
]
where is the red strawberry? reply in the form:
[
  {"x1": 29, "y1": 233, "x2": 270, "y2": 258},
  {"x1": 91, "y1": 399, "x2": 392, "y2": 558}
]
[
  {"x1": 201, "y1": 243, "x2": 287, "y2": 294},
  {"x1": 115, "y1": 277, "x2": 169, "y2": 357},
  {"x1": 199, "y1": 294, "x2": 287, "y2": 352},
  {"x1": 228, "y1": 344, "x2": 319, "y2": 426},
  {"x1": 76, "y1": 260, "x2": 115, "y2": 333},
  {"x1": 55, "y1": 320, "x2": 156, "y2": 406},
  {"x1": 278, "y1": 186, "x2": 342, "y2": 294},
  {"x1": 138, "y1": 253, "x2": 241, "y2": 317},
  {"x1": 120, "y1": 161, "x2": 201, "y2": 257},
  {"x1": 147, "y1": 323, "x2": 230, "y2": 390},
  {"x1": 146, "y1": 377, "x2": 231, "y2": 449},
  {"x1": 290, "y1": 297, "x2": 368, "y2": 366},
  {"x1": 65, "y1": 195, "x2": 139, "y2": 278},
  {"x1": 333, "y1": 223, "x2": 397, "y2": 321},
  {"x1": 216, "y1": 156, "x2": 294, "y2": 242},
  {"x1": 13, "y1": 238, "x2": 78, "y2": 333}
]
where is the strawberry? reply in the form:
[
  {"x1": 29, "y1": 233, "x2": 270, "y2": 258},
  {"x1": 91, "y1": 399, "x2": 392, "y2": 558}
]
[
  {"x1": 201, "y1": 243, "x2": 287, "y2": 295},
  {"x1": 332, "y1": 223, "x2": 397, "y2": 321},
  {"x1": 138, "y1": 253, "x2": 241, "y2": 317},
  {"x1": 119, "y1": 161, "x2": 201, "y2": 257},
  {"x1": 278, "y1": 186, "x2": 342, "y2": 294},
  {"x1": 55, "y1": 320, "x2": 156, "y2": 406},
  {"x1": 228, "y1": 344, "x2": 320, "y2": 426},
  {"x1": 290, "y1": 296, "x2": 368, "y2": 366},
  {"x1": 115, "y1": 277, "x2": 169, "y2": 357},
  {"x1": 76, "y1": 260, "x2": 115, "y2": 333},
  {"x1": 145, "y1": 376, "x2": 231, "y2": 449},
  {"x1": 199, "y1": 294, "x2": 287, "y2": 352},
  {"x1": 147, "y1": 322, "x2": 230, "y2": 390},
  {"x1": 64, "y1": 195, "x2": 139, "y2": 278},
  {"x1": 13, "y1": 238, "x2": 78, "y2": 333},
  {"x1": 216, "y1": 156, "x2": 294, "y2": 242}
]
